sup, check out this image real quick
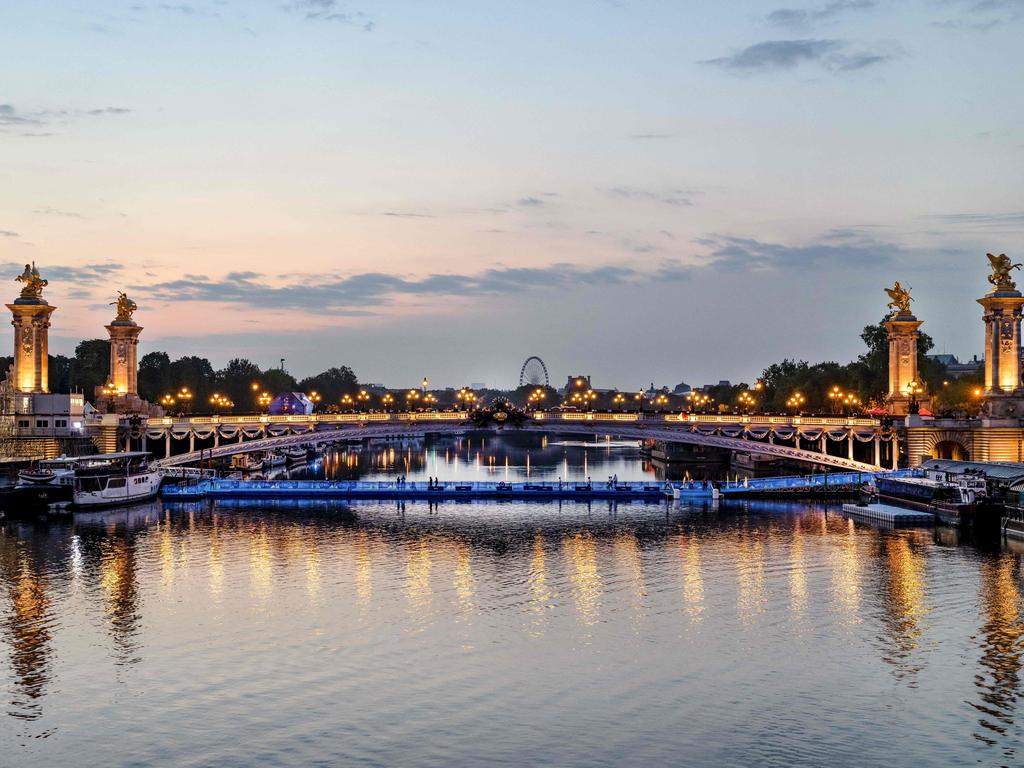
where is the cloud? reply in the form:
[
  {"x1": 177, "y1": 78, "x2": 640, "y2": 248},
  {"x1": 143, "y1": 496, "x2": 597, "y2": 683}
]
[
  {"x1": 628, "y1": 132, "x2": 677, "y2": 140},
  {"x1": 701, "y1": 38, "x2": 895, "y2": 73},
  {"x1": 608, "y1": 186, "x2": 696, "y2": 207},
  {"x1": 767, "y1": 1, "x2": 876, "y2": 30},
  {"x1": 381, "y1": 211, "x2": 436, "y2": 218},
  {"x1": 286, "y1": 1, "x2": 375, "y2": 29},
  {"x1": 932, "y1": 0, "x2": 1024, "y2": 29},
  {"x1": 0, "y1": 104, "x2": 131, "y2": 132},
  {"x1": 0, "y1": 261, "x2": 123, "y2": 287},
  {"x1": 516, "y1": 197, "x2": 546, "y2": 207},
  {"x1": 0, "y1": 230, "x2": 19, "y2": 238},
  {"x1": 701, "y1": 231, "x2": 915, "y2": 271},
  {"x1": 33, "y1": 207, "x2": 85, "y2": 219},
  {"x1": 0, "y1": 105, "x2": 43, "y2": 127},
  {"x1": 926, "y1": 211, "x2": 1024, "y2": 228},
  {"x1": 127, "y1": 262, "x2": 657, "y2": 315}
]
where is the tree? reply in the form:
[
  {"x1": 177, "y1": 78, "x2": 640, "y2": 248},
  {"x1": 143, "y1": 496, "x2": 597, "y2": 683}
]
[
  {"x1": 216, "y1": 358, "x2": 263, "y2": 409},
  {"x1": 262, "y1": 368, "x2": 298, "y2": 395},
  {"x1": 298, "y1": 366, "x2": 358, "y2": 406},
  {"x1": 49, "y1": 354, "x2": 73, "y2": 393},
  {"x1": 166, "y1": 355, "x2": 216, "y2": 405},
  {"x1": 70, "y1": 339, "x2": 110, "y2": 397},
  {"x1": 138, "y1": 351, "x2": 171, "y2": 402}
]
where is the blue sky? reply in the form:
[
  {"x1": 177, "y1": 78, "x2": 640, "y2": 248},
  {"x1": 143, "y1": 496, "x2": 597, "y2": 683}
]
[{"x1": 1, "y1": 0, "x2": 1022, "y2": 389}]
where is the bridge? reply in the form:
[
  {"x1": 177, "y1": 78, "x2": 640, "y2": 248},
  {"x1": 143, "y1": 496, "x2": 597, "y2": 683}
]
[{"x1": 146, "y1": 411, "x2": 895, "y2": 472}]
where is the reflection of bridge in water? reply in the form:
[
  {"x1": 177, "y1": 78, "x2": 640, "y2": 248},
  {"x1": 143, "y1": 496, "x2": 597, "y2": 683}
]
[{"x1": 144, "y1": 412, "x2": 897, "y2": 472}]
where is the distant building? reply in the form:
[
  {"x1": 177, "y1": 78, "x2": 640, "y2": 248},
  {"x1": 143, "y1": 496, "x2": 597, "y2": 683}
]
[
  {"x1": 672, "y1": 380, "x2": 692, "y2": 395},
  {"x1": 470, "y1": 382, "x2": 487, "y2": 390},
  {"x1": 564, "y1": 375, "x2": 592, "y2": 395},
  {"x1": 928, "y1": 354, "x2": 983, "y2": 379},
  {"x1": 268, "y1": 391, "x2": 314, "y2": 415}
]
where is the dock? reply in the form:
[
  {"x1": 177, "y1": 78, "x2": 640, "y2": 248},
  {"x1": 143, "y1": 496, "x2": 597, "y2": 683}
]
[
  {"x1": 842, "y1": 502, "x2": 934, "y2": 527},
  {"x1": 161, "y1": 478, "x2": 668, "y2": 501}
]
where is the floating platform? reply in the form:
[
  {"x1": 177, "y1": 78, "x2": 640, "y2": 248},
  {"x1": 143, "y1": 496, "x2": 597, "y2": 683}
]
[
  {"x1": 842, "y1": 502, "x2": 934, "y2": 527},
  {"x1": 161, "y1": 479, "x2": 668, "y2": 501}
]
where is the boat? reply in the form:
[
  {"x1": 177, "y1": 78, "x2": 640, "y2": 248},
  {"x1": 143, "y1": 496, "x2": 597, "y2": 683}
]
[
  {"x1": 875, "y1": 470, "x2": 1001, "y2": 527},
  {"x1": 230, "y1": 453, "x2": 262, "y2": 472},
  {"x1": 72, "y1": 452, "x2": 162, "y2": 508},
  {"x1": 17, "y1": 456, "x2": 78, "y2": 487},
  {"x1": 283, "y1": 446, "x2": 309, "y2": 463},
  {"x1": 260, "y1": 451, "x2": 287, "y2": 469}
]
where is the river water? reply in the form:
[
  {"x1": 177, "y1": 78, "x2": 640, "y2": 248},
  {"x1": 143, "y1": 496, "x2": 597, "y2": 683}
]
[{"x1": 2, "y1": 434, "x2": 1024, "y2": 767}]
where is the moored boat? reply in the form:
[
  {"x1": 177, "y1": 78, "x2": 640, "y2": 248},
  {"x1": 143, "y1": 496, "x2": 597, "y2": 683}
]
[
  {"x1": 875, "y1": 470, "x2": 1002, "y2": 527},
  {"x1": 72, "y1": 452, "x2": 162, "y2": 508},
  {"x1": 261, "y1": 451, "x2": 287, "y2": 469},
  {"x1": 17, "y1": 456, "x2": 78, "y2": 488}
]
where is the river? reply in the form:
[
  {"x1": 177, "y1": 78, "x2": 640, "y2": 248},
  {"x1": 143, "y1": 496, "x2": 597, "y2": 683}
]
[{"x1": 2, "y1": 434, "x2": 1023, "y2": 766}]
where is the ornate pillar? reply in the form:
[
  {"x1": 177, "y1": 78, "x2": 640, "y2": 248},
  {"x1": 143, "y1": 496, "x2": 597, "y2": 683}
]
[
  {"x1": 7, "y1": 263, "x2": 55, "y2": 394},
  {"x1": 883, "y1": 316, "x2": 925, "y2": 416},
  {"x1": 978, "y1": 254, "x2": 1024, "y2": 420},
  {"x1": 105, "y1": 292, "x2": 142, "y2": 396}
]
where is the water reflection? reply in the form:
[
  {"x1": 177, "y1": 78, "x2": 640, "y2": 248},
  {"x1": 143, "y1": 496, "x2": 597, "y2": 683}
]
[
  {"x1": 98, "y1": 536, "x2": 141, "y2": 666},
  {"x1": 0, "y1": 535, "x2": 52, "y2": 722},
  {"x1": 971, "y1": 555, "x2": 1024, "y2": 754},
  {"x1": 878, "y1": 534, "x2": 927, "y2": 683},
  {"x1": 2, "y1": 498, "x2": 1024, "y2": 765},
  {"x1": 564, "y1": 532, "x2": 601, "y2": 629}
]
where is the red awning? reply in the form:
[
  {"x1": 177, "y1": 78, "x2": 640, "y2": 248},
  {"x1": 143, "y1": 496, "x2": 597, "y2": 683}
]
[
  {"x1": 866, "y1": 407, "x2": 887, "y2": 415},
  {"x1": 918, "y1": 407, "x2": 934, "y2": 417}
]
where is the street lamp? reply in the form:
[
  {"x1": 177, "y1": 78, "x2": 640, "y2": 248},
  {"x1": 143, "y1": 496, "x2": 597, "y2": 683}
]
[
  {"x1": 307, "y1": 390, "x2": 322, "y2": 412},
  {"x1": 177, "y1": 387, "x2": 193, "y2": 414},
  {"x1": 737, "y1": 390, "x2": 756, "y2": 414},
  {"x1": 906, "y1": 380, "x2": 922, "y2": 414},
  {"x1": 258, "y1": 391, "x2": 272, "y2": 411},
  {"x1": 456, "y1": 387, "x2": 477, "y2": 410},
  {"x1": 786, "y1": 392, "x2": 806, "y2": 413},
  {"x1": 381, "y1": 393, "x2": 394, "y2": 412},
  {"x1": 356, "y1": 390, "x2": 370, "y2": 411}
]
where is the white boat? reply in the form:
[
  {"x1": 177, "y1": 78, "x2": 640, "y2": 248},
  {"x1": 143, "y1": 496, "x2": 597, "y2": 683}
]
[
  {"x1": 283, "y1": 446, "x2": 309, "y2": 463},
  {"x1": 72, "y1": 452, "x2": 162, "y2": 508},
  {"x1": 260, "y1": 451, "x2": 287, "y2": 469},
  {"x1": 230, "y1": 453, "x2": 262, "y2": 472},
  {"x1": 17, "y1": 456, "x2": 78, "y2": 488}
]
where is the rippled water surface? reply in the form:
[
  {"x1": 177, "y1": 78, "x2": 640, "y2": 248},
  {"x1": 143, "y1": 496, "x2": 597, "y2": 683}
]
[{"x1": 3, "y1": 436, "x2": 1024, "y2": 766}]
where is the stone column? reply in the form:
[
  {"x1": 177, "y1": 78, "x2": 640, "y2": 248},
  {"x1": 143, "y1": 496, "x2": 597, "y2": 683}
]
[
  {"x1": 105, "y1": 319, "x2": 143, "y2": 396},
  {"x1": 7, "y1": 298, "x2": 56, "y2": 394},
  {"x1": 884, "y1": 312, "x2": 926, "y2": 416},
  {"x1": 978, "y1": 289, "x2": 1024, "y2": 418},
  {"x1": 873, "y1": 436, "x2": 881, "y2": 467}
]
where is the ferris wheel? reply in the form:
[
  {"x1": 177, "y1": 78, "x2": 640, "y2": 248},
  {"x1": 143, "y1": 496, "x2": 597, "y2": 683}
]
[{"x1": 519, "y1": 356, "x2": 549, "y2": 388}]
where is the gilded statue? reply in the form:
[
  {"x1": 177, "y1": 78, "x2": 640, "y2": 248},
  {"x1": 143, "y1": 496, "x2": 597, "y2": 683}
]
[
  {"x1": 885, "y1": 281, "x2": 913, "y2": 317},
  {"x1": 111, "y1": 290, "x2": 138, "y2": 321},
  {"x1": 15, "y1": 262, "x2": 47, "y2": 300},
  {"x1": 986, "y1": 252, "x2": 1022, "y2": 292}
]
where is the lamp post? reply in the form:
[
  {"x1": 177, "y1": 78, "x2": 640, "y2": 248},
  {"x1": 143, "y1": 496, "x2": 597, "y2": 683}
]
[
  {"x1": 307, "y1": 390, "x2": 322, "y2": 412},
  {"x1": 906, "y1": 380, "x2": 922, "y2": 415},
  {"x1": 786, "y1": 392, "x2": 806, "y2": 414}
]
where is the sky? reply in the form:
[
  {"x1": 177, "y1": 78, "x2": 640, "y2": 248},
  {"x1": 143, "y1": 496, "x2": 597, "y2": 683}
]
[{"x1": 1, "y1": 0, "x2": 1022, "y2": 390}]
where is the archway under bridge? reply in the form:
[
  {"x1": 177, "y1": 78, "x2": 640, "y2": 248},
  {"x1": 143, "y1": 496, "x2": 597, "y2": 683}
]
[{"x1": 154, "y1": 421, "x2": 887, "y2": 473}]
